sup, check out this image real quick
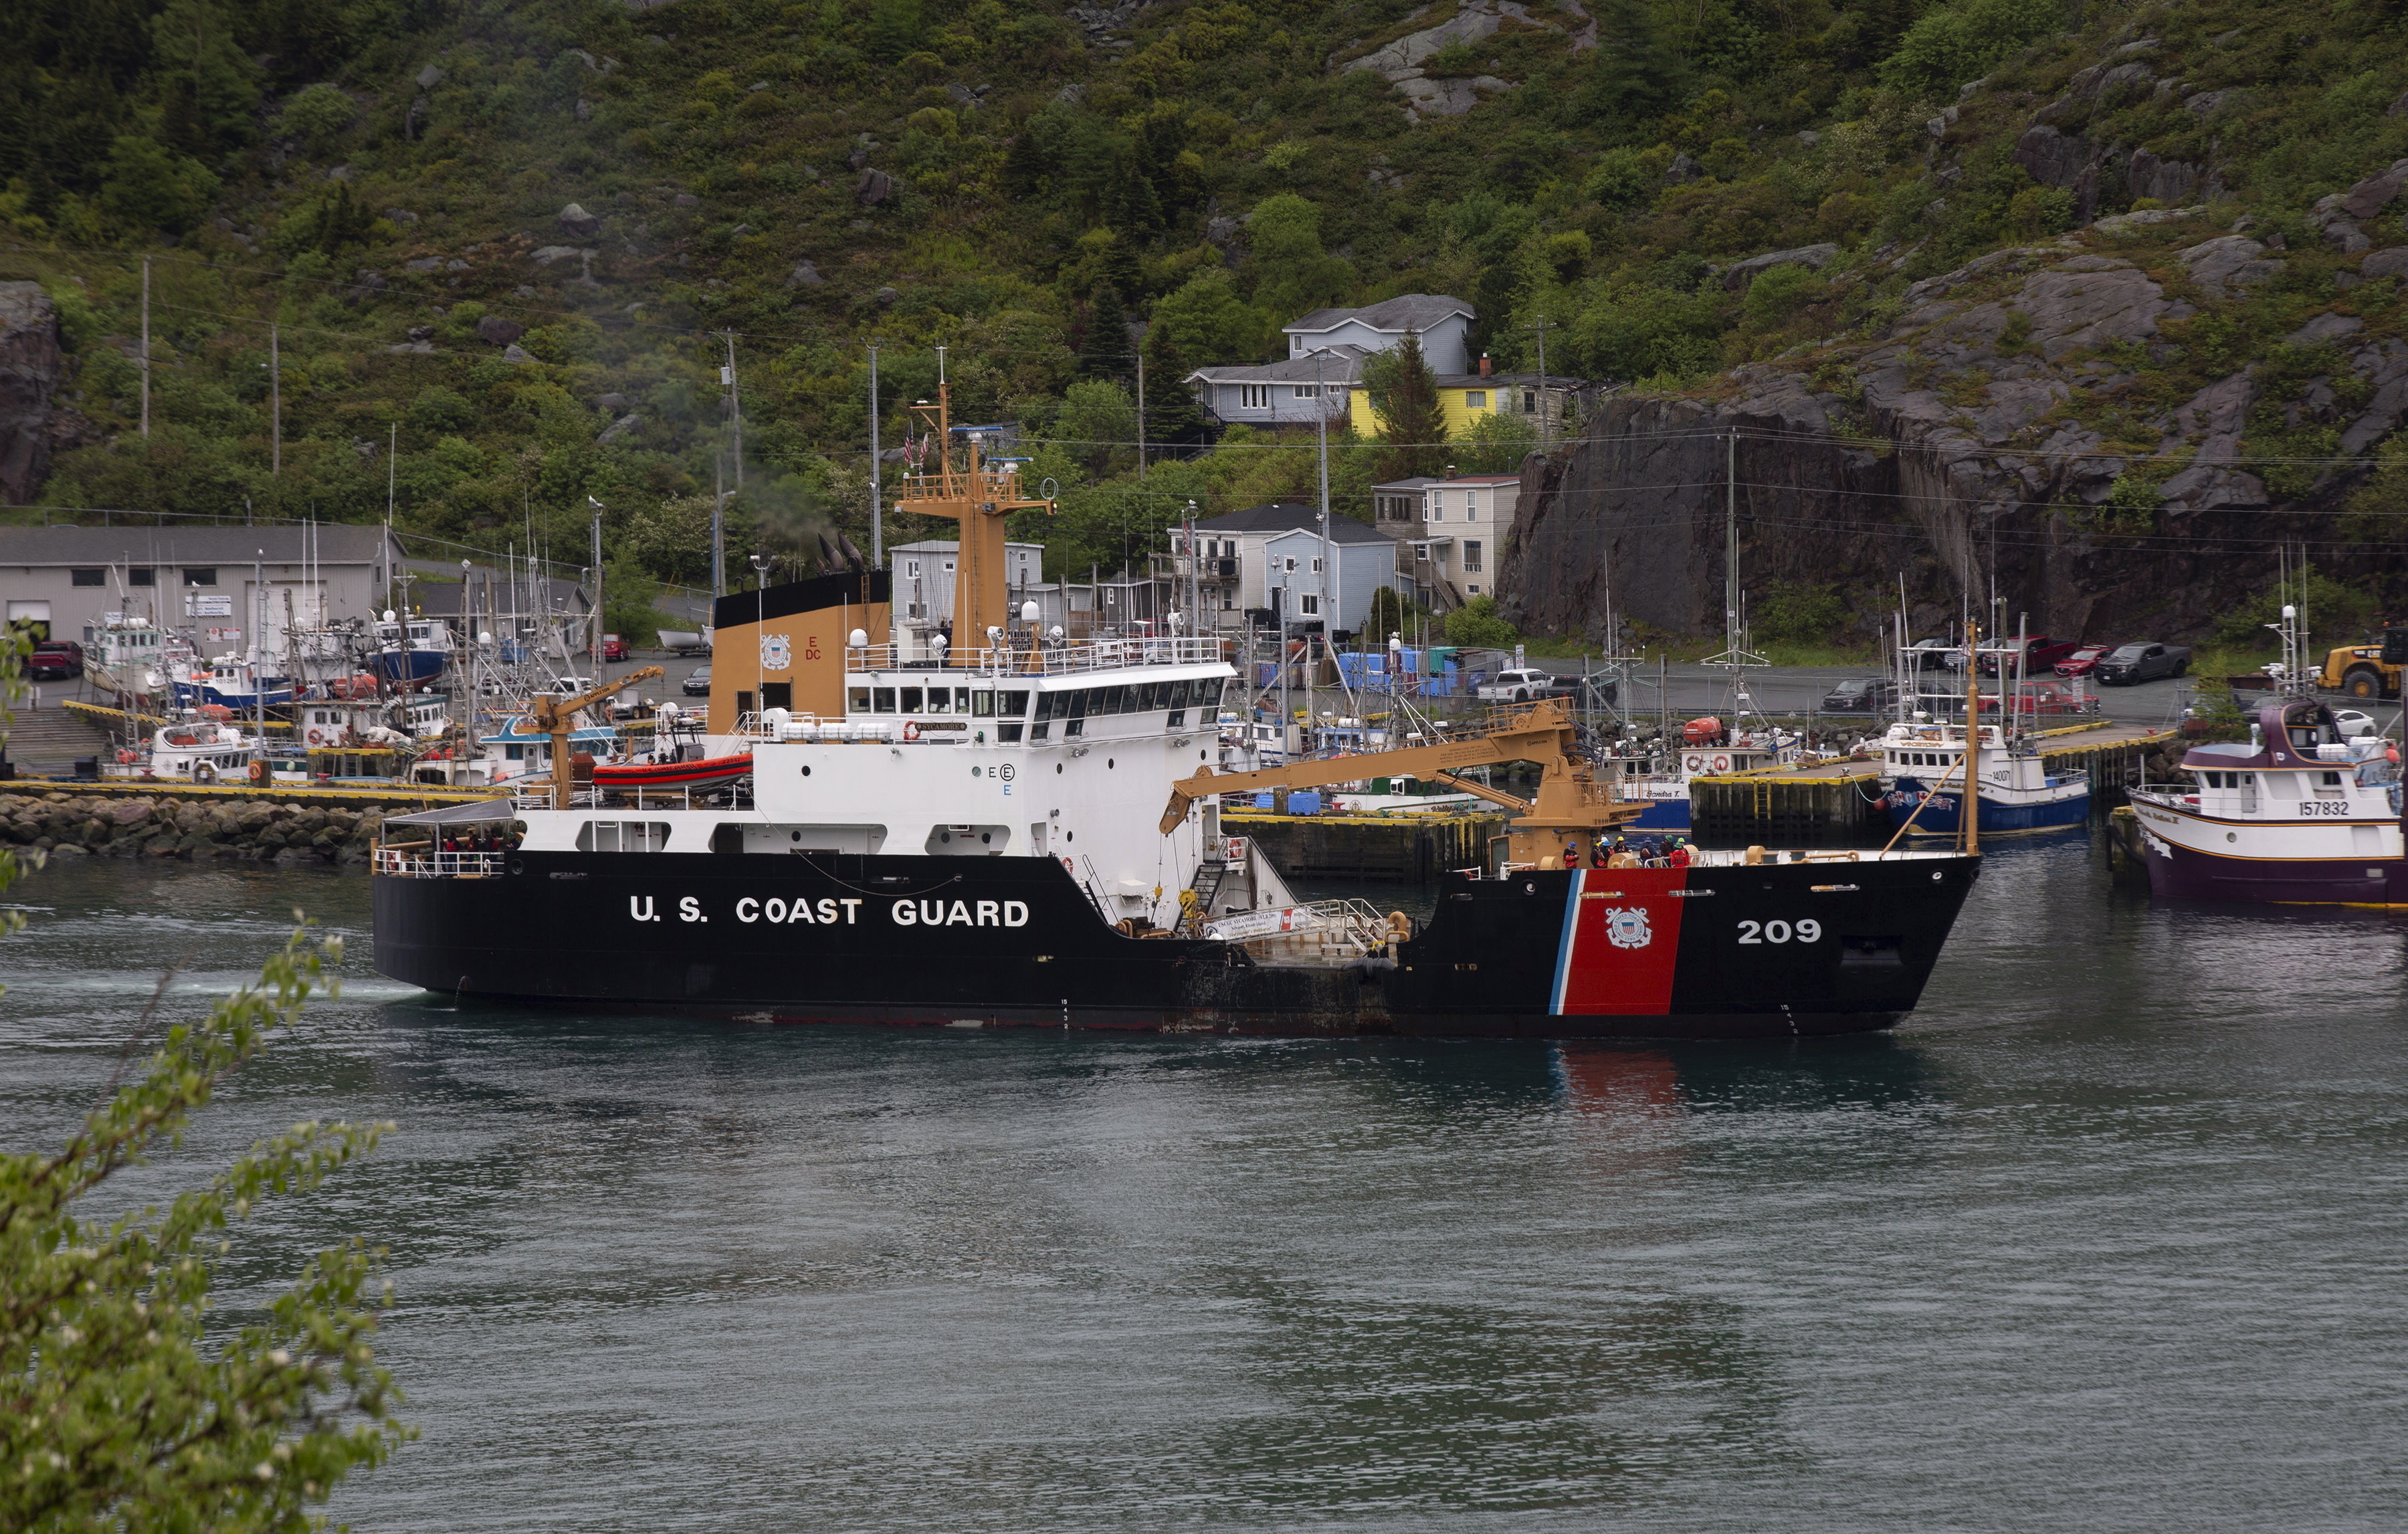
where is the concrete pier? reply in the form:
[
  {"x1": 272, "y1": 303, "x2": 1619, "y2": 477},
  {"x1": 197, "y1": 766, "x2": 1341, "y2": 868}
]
[{"x1": 1688, "y1": 723, "x2": 2178, "y2": 848}]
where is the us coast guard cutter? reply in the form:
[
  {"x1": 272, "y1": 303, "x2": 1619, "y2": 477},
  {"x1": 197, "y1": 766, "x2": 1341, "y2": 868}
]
[{"x1": 372, "y1": 386, "x2": 1983, "y2": 1038}]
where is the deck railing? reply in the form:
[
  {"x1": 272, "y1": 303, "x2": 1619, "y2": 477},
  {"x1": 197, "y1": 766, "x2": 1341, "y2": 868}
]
[
  {"x1": 845, "y1": 636, "x2": 1229, "y2": 677},
  {"x1": 373, "y1": 846, "x2": 507, "y2": 878}
]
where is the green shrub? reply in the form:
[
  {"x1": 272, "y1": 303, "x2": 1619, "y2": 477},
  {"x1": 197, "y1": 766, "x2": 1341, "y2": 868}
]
[
  {"x1": 1446, "y1": 595, "x2": 1518, "y2": 649},
  {"x1": 1583, "y1": 147, "x2": 1653, "y2": 210},
  {"x1": 279, "y1": 84, "x2": 358, "y2": 145},
  {"x1": 97, "y1": 136, "x2": 220, "y2": 237},
  {"x1": 407, "y1": 385, "x2": 476, "y2": 436},
  {"x1": 1878, "y1": 0, "x2": 2068, "y2": 96},
  {"x1": 1741, "y1": 262, "x2": 1817, "y2": 326},
  {"x1": 1752, "y1": 581, "x2": 1848, "y2": 644}
]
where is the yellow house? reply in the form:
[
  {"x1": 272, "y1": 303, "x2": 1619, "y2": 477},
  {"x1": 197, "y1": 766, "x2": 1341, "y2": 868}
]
[{"x1": 1341, "y1": 365, "x2": 1585, "y2": 440}]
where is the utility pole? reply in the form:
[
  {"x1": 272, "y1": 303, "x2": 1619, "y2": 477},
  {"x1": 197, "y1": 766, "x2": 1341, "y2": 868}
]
[
  {"x1": 384, "y1": 423, "x2": 396, "y2": 609},
  {"x1": 1136, "y1": 349, "x2": 1146, "y2": 480},
  {"x1": 712, "y1": 452, "x2": 726, "y2": 598},
  {"x1": 719, "y1": 330, "x2": 742, "y2": 487},
  {"x1": 269, "y1": 322, "x2": 282, "y2": 477},
  {"x1": 868, "y1": 341, "x2": 882, "y2": 565},
  {"x1": 139, "y1": 258, "x2": 150, "y2": 439},
  {"x1": 1525, "y1": 314, "x2": 1555, "y2": 449}
]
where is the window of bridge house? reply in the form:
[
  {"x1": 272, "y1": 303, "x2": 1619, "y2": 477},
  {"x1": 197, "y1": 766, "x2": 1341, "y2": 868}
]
[{"x1": 899, "y1": 686, "x2": 922, "y2": 712}]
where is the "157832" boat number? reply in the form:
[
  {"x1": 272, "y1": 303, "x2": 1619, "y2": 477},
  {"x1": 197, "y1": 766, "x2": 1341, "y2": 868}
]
[
  {"x1": 1737, "y1": 919, "x2": 1821, "y2": 944},
  {"x1": 2295, "y1": 800, "x2": 2354, "y2": 817}
]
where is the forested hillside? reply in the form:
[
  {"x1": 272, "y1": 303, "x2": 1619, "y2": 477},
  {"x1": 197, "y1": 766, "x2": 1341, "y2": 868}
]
[{"x1": 4, "y1": 0, "x2": 2405, "y2": 644}]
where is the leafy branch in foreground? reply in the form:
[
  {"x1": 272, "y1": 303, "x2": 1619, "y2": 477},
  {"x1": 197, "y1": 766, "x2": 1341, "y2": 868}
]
[{"x1": 1, "y1": 921, "x2": 407, "y2": 1533}]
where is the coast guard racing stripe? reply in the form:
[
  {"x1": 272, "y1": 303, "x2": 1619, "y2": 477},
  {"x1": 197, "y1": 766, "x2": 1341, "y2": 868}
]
[{"x1": 1550, "y1": 867, "x2": 1688, "y2": 1016}]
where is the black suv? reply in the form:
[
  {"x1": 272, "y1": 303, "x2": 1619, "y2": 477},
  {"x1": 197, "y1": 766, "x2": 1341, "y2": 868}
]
[{"x1": 1821, "y1": 677, "x2": 1897, "y2": 712}]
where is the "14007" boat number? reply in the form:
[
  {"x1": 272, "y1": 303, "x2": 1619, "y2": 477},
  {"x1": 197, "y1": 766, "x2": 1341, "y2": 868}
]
[{"x1": 1737, "y1": 919, "x2": 1821, "y2": 944}]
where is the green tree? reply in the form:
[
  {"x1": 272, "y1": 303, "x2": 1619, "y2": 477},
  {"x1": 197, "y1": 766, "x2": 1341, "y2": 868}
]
[
  {"x1": 1878, "y1": 0, "x2": 2068, "y2": 95},
  {"x1": 1149, "y1": 269, "x2": 1272, "y2": 365},
  {"x1": 1364, "y1": 330, "x2": 1447, "y2": 481},
  {"x1": 1140, "y1": 323, "x2": 1212, "y2": 452},
  {"x1": 1080, "y1": 287, "x2": 1135, "y2": 381},
  {"x1": 1056, "y1": 379, "x2": 1138, "y2": 476},
  {"x1": 1457, "y1": 410, "x2": 1537, "y2": 475},
  {"x1": 623, "y1": 496, "x2": 722, "y2": 586},
  {"x1": 0, "y1": 640, "x2": 405, "y2": 1532},
  {"x1": 1569, "y1": 0, "x2": 1689, "y2": 130},
  {"x1": 1365, "y1": 584, "x2": 1424, "y2": 646},
  {"x1": 98, "y1": 135, "x2": 220, "y2": 237},
  {"x1": 866, "y1": 0, "x2": 924, "y2": 60},
  {"x1": 276, "y1": 84, "x2": 356, "y2": 149},
  {"x1": 603, "y1": 559, "x2": 665, "y2": 646},
  {"x1": 1246, "y1": 194, "x2": 1352, "y2": 320},
  {"x1": 1445, "y1": 594, "x2": 1518, "y2": 648},
  {"x1": 271, "y1": 181, "x2": 376, "y2": 258}
]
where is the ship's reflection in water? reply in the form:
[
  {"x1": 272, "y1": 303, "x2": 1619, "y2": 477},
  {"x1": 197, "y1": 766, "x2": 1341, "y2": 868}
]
[{"x1": 5, "y1": 842, "x2": 2408, "y2": 1531}]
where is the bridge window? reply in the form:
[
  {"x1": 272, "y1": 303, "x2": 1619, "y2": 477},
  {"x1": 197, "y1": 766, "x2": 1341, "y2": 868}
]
[
  {"x1": 873, "y1": 688, "x2": 896, "y2": 713},
  {"x1": 899, "y1": 687, "x2": 922, "y2": 712},
  {"x1": 999, "y1": 689, "x2": 1030, "y2": 716}
]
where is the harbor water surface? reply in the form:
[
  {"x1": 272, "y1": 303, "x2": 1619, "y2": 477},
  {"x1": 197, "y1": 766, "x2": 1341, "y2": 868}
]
[{"x1": 3, "y1": 835, "x2": 2405, "y2": 1530}]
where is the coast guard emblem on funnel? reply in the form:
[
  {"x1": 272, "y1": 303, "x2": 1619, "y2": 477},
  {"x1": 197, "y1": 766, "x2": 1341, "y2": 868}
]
[
  {"x1": 1603, "y1": 907, "x2": 1652, "y2": 949},
  {"x1": 759, "y1": 633, "x2": 791, "y2": 672}
]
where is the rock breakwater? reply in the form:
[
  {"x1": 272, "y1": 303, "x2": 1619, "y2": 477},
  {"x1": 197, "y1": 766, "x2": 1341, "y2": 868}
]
[{"x1": 1, "y1": 793, "x2": 393, "y2": 865}]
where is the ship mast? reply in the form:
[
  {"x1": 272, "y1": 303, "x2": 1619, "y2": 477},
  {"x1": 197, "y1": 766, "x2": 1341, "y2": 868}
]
[{"x1": 889, "y1": 357, "x2": 1054, "y2": 652}]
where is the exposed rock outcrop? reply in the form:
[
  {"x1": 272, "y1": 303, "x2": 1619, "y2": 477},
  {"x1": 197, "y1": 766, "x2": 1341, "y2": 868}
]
[
  {"x1": 1499, "y1": 222, "x2": 2408, "y2": 647},
  {"x1": 0, "y1": 282, "x2": 65, "y2": 506}
]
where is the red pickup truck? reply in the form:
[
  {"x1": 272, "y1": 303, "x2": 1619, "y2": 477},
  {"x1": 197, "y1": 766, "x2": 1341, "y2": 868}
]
[{"x1": 1977, "y1": 636, "x2": 2083, "y2": 676}]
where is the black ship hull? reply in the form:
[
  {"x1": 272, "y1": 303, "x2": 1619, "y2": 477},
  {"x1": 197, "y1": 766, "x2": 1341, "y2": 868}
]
[{"x1": 373, "y1": 851, "x2": 1978, "y2": 1040}]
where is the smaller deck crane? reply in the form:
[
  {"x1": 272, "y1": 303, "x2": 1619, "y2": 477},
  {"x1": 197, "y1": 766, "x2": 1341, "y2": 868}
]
[
  {"x1": 528, "y1": 666, "x2": 665, "y2": 809},
  {"x1": 1160, "y1": 699, "x2": 1647, "y2": 866}
]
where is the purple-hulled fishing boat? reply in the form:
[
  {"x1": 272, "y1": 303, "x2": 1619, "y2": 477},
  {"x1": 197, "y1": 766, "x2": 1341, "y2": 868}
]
[{"x1": 2128, "y1": 697, "x2": 2406, "y2": 906}]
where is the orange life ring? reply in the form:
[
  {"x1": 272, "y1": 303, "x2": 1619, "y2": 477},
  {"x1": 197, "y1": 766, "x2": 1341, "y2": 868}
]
[
  {"x1": 305, "y1": 727, "x2": 328, "y2": 746},
  {"x1": 248, "y1": 759, "x2": 269, "y2": 785},
  {"x1": 1682, "y1": 753, "x2": 1704, "y2": 772},
  {"x1": 903, "y1": 720, "x2": 920, "y2": 741},
  {"x1": 1711, "y1": 753, "x2": 1732, "y2": 773}
]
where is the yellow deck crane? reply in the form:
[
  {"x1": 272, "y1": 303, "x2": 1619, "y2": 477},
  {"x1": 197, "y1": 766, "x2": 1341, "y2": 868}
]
[
  {"x1": 1158, "y1": 698, "x2": 1647, "y2": 868},
  {"x1": 527, "y1": 666, "x2": 664, "y2": 809}
]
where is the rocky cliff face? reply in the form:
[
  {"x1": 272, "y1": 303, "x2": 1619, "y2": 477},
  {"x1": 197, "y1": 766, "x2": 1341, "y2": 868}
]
[
  {"x1": 1501, "y1": 191, "x2": 2408, "y2": 644},
  {"x1": 0, "y1": 282, "x2": 66, "y2": 506}
]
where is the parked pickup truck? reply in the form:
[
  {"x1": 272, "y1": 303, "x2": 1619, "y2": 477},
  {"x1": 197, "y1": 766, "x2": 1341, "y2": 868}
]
[
  {"x1": 657, "y1": 630, "x2": 713, "y2": 656},
  {"x1": 1977, "y1": 635, "x2": 2083, "y2": 676},
  {"x1": 2093, "y1": 640, "x2": 2192, "y2": 684},
  {"x1": 1477, "y1": 668, "x2": 1572, "y2": 704}
]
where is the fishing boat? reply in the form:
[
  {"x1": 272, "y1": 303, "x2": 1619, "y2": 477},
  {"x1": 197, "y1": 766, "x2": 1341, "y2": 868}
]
[
  {"x1": 104, "y1": 718, "x2": 263, "y2": 785},
  {"x1": 84, "y1": 615, "x2": 171, "y2": 705},
  {"x1": 1876, "y1": 617, "x2": 2089, "y2": 838},
  {"x1": 369, "y1": 616, "x2": 454, "y2": 686},
  {"x1": 372, "y1": 382, "x2": 1982, "y2": 1039},
  {"x1": 1877, "y1": 721, "x2": 2090, "y2": 836},
  {"x1": 166, "y1": 652, "x2": 299, "y2": 710},
  {"x1": 2128, "y1": 696, "x2": 2405, "y2": 904}
]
